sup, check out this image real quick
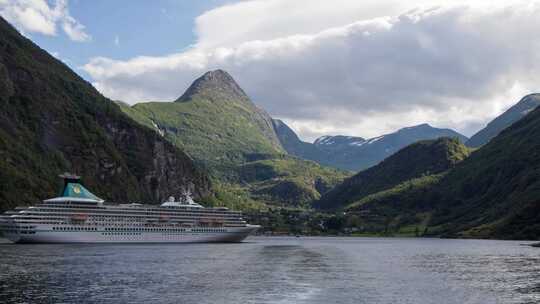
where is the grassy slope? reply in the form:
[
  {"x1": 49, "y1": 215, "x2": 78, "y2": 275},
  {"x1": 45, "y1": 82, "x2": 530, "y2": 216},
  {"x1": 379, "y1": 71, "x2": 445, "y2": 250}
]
[
  {"x1": 129, "y1": 98, "x2": 283, "y2": 179},
  {"x1": 316, "y1": 138, "x2": 470, "y2": 209},
  {"x1": 347, "y1": 173, "x2": 445, "y2": 211},
  {"x1": 344, "y1": 174, "x2": 444, "y2": 235},
  {"x1": 238, "y1": 156, "x2": 349, "y2": 207},
  {"x1": 121, "y1": 72, "x2": 348, "y2": 208}
]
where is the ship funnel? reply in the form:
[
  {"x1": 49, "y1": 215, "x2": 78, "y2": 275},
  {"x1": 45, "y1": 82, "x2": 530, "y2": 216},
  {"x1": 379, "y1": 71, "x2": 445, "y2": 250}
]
[{"x1": 47, "y1": 173, "x2": 104, "y2": 203}]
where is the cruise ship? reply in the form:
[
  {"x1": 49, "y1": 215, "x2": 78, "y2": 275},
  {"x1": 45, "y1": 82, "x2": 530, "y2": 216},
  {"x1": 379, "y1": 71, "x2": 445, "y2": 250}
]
[{"x1": 0, "y1": 174, "x2": 259, "y2": 244}]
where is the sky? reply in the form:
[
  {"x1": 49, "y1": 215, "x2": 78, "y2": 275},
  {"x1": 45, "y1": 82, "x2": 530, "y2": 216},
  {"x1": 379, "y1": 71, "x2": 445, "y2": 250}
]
[{"x1": 1, "y1": 0, "x2": 540, "y2": 142}]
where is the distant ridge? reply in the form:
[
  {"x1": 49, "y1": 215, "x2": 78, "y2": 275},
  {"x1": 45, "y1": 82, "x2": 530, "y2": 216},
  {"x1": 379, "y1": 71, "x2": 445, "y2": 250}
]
[
  {"x1": 466, "y1": 94, "x2": 540, "y2": 147},
  {"x1": 273, "y1": 120, "x2": 468, "y2": 171},
  {"x1": 271, "y1": 119, "x2": 322, "y2": 161}
]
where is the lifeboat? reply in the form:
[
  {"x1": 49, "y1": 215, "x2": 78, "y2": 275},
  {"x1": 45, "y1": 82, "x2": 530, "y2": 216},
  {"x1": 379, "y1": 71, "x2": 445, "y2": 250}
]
[
  {"x1": 211, "y1": 218, "x2": 224, "y2": 227},
  {"x1": 70, "y1": 213, "x2": 88, "y2": 223}
]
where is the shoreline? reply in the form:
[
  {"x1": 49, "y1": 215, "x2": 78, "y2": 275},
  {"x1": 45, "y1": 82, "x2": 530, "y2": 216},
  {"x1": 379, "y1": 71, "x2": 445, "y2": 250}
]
[{"x1": 2, "y1": 236, "x2": 537, "y2": 245}]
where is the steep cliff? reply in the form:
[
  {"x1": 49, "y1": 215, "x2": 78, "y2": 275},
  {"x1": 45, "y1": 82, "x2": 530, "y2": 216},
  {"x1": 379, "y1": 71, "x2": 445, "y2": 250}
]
[{"x1": 0, "y1": 17, "x2": 211, "y2": 210}]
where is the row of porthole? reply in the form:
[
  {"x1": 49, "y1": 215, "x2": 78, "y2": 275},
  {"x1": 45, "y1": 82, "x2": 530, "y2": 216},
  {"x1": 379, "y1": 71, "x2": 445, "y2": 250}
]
[
  {"x1": 3, "y1": 229, "x2": 36, "y2": 234},
  {"x1": 105, "y1": 227, "x2": 188, "y2": 232},
  {"x1": 100, "y1": 232, "x2": 218, "y2": 237},
  {"x1": 53, "y1": 227, "x2": 97, "y2": 231},
  {"x1": 99, "y1": 228, "x2": 227, "y2": 234},
  {"x1": 192, "y1": 229, "x2": 227, "y2": 232}
]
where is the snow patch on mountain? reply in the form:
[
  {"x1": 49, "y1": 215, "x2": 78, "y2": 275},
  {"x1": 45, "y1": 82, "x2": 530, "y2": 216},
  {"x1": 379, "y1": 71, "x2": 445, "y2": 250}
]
[{"x1": 366, "y1": 135, "x2": 385, "y2": 144}]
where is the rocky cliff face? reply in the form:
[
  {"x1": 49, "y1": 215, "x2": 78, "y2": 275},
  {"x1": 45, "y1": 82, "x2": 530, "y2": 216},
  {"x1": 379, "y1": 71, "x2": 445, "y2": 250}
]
[
  {"x1": 0, "y1": 16, "x2": 211, "y2": 210},
  {"x1": 102, "y1": 120, "x2": 210, "y2": 200}
]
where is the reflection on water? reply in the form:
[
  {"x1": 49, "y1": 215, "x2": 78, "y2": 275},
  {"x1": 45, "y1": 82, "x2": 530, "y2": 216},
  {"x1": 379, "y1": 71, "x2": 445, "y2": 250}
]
[{"x1": 0, "y1": 238, "x2": 538, "y2": 304}]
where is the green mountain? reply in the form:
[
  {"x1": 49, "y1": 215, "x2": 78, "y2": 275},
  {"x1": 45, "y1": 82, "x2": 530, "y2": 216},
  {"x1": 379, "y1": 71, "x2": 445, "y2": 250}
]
[
  {"x1": 316, "y1": 137, "x2": 470, "y2": 209},
  {"x1": 237, "y1": 156, "x2": 348, "y2": 206},
  {"x1": 273, "y1": 119, "x2": 468, "y2": 171},
  {"x1": 121, "y1": 70, "x2": 348, "y2": 207},
  {"x1": 466, "y1": 94, "x2": 540, "y2": 147},
  {"x1": 426, "y1": 101, "x2": 540, "y2": 239},
  {"x1": 0, "y1": 17, "x2": 211, "y2": 211},
  {"x1": 121, "y1": 70, "x2": 283, "y2": 179},
  {"x1": 335, "y1": 96, "x2": 540, "y2": 240}
]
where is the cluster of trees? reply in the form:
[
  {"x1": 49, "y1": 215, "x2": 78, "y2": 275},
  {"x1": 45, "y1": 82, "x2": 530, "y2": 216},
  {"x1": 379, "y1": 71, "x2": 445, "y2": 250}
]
[{"x1": 244, "y1": 208, "x2": 427, "y2": 237}]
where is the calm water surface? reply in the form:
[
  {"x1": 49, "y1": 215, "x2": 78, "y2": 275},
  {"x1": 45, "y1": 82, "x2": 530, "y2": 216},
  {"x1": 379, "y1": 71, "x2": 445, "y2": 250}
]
[{"x1": 0, "y1": 237, "x2": 539, "y2": 304}]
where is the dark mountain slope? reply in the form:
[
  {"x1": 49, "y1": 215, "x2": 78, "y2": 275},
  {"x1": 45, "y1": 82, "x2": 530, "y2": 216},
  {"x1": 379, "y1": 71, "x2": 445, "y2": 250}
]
[
  {"x1": 341, "y1": 97, "x2": 540, "y2": 240},
  {"x1": 0, "y1": 17, "x2": 211, "y2": 211},
  {"x1": 466, "y1": 94, "x2": 540, "y2": 147},
  {"x1": 427, "y1": 103, "x2": 540, "y2": 239},
  {"x1": 316, "y1": 138, "x2": 470, "y2": 209},
  {"x1": 271, "y1": 119, "x2": 322, "y2": 161}
]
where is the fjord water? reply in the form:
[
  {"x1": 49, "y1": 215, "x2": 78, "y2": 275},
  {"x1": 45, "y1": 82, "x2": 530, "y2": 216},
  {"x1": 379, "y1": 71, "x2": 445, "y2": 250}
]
[{"x1": 0, "y1": 237, "x2": 538, "y2": 304}]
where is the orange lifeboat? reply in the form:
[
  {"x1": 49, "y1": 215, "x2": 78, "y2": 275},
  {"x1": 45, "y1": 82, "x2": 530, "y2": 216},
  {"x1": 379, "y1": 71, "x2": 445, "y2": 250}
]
[{"x1": 70, "y1": 213, "x2": 88, "y2": 223}]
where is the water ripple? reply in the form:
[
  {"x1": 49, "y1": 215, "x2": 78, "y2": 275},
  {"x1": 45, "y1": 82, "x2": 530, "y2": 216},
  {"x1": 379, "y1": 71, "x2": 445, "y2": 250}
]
[{"x1": 0, "y1": 238, "x2": 538, "y2": 304}]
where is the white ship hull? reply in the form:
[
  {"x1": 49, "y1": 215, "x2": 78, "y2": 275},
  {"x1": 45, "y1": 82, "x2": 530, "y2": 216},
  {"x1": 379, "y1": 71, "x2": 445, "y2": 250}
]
[
  {"x1": 3, "y1": 225, "x2": 259, "y2": 244},
  {"x1": 0, "y1": 175, "x2": 261, "y2": 244}
]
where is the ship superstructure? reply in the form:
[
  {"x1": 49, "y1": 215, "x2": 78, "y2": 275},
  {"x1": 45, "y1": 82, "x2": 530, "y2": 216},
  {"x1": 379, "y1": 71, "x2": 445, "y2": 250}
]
[{"x1": 0, "y1": 174, "x2": 258, "y2": 243}]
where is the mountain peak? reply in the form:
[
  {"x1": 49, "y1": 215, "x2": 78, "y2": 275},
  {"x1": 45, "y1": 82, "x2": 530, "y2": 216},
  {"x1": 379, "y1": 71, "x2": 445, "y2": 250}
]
[
  {"x1": 176, "y1": 69, "x2": 250, "y2": 103},
  {"x1": 399, "y1": 123, "x2": 431, "y2": 131}
]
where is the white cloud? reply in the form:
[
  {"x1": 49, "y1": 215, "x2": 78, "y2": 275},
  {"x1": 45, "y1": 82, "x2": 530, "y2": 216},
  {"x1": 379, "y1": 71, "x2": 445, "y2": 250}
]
[
  {"x1": 62, "y1": 15, "x2": 90, "y2": 42},
  {"x1": 82, "y1": 0, "x2": 540, "y2": 141},
  {"x1": 0, "y1": 0, "x2": 91, "y2": 42},
  {"x1": 193, "y1": 0, "x2": 524, "y2": 48},
  {"x1": 114, "y1": 35, "x2": 119, "y2": 46}
]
